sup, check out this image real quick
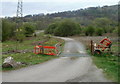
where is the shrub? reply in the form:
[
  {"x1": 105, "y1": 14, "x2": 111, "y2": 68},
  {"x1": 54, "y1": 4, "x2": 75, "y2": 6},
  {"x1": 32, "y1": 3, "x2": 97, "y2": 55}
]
[
  {"x1": 54, "y1": 19, "x2": 81, "y2": 36},
  {"x1": 2, "y1": 19, "x2": 16, "y2": 41},
  {"x1": 45, "y1": 19, "x2": 81, "y2": 37},
  {"x1": 24, "y1": 23, "x2": 35, "y2": 37},
  {"x1": 113, "y1": 27, "x2": 119, "y2": 36},
  {"x1": 95, "y1": 28, "x2": 104, "y2": 36},
  {"x1": 45, "y1": 23, "x2": 58, "y2": 34},
  {"x1": 93, "y1": 18, "x2": 112, "y2": 33},
  {"x1": 84, "y1": 26, "x2": 95, "y2": 36},
  {"x1": 15, "y1": 27, "x2": 25, "y2": 42}
]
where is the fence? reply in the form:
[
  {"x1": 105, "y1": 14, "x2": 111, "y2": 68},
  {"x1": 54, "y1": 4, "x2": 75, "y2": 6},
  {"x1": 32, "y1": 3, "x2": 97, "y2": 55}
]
[{"x1": 34, "y1": 43, "x2": 62, "y2": 56}]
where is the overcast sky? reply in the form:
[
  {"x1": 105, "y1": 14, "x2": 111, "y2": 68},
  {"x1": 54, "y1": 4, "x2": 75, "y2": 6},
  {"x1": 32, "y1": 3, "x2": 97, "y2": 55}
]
[{"x1": 1, "y1": 0, "x2": 119, "y2": 17}]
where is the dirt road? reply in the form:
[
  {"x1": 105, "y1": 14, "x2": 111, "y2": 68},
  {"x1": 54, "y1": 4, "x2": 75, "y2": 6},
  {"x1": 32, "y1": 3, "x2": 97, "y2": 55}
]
[{"x1": 2, "y1": 37, "x2": 111, "y2": 82}]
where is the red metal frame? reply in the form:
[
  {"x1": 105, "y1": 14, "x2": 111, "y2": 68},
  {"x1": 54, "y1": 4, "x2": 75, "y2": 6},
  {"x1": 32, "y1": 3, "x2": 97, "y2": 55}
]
[
  {"x1": 34, "y1": 45, "x2": 58, "y2": 55},
  {"x1": 96, "y1": 38, "x2": 112, "y2": 51}
]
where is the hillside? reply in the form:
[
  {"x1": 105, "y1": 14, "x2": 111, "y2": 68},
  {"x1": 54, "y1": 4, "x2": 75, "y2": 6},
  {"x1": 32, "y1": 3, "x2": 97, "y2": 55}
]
[
  {"x1": 47, "y1": 5, "x2": 118, "y2": 20},
  {"x1": 22, "y1": 5, "x2": 118, "y2": 27},
  {"x1": 2, "y1": 4, "x2": 118, "y2": 42}
]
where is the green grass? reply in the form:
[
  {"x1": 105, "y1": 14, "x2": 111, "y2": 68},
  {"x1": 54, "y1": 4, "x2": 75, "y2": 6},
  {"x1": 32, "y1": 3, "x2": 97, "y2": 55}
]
[
  {"x1": 111, "y1": 42, "x2": 119, "y2": 53},
  {"x1": 91, "y1": 41, "x2": 119, "y2": 82},
  {"x1": 2, "y1": 33, "x2": 64, "y2": 71},
  {"x1": 92, "y1": 53, "x2": 119, "y2": 82},
  {"x1": 2, "y1": 52, "x2": 58, "y2": 71},
  {"x1": 2, "y1": 36, "x2": 42, "y2": 52},
  {"x1": 2, "y1": 35, "x2": 64, "y2": 52}
]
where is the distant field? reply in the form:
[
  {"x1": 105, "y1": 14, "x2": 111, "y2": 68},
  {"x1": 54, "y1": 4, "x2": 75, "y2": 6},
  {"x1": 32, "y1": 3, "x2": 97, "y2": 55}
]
[{"x1": 72, "y1": 36, "x2": 119, "y2": 82}]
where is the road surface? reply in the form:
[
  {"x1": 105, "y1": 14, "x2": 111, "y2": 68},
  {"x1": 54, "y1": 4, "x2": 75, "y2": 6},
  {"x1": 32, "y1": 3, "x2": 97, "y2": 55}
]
[{"x1": 2, "y1": 37, "x2": 111, "y2": 82}]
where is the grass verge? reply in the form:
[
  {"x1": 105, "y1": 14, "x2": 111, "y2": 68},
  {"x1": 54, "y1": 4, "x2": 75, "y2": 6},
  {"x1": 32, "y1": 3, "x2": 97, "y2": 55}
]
[
  {"x1": 91, "y1": 41, "x2": 119, "y2": 82},
  {"x1": 2, "y1": 33, "x2": 64, "y2": 71},
  {"x1": 92, "y1": 41, "x2": 120, "y2": 82},
  {"x1": 92, "y1": 53, "x2": 119, "y2": 82},
  {"x1": 2, "y1": 52, "x2": 58, "y2": 71}
]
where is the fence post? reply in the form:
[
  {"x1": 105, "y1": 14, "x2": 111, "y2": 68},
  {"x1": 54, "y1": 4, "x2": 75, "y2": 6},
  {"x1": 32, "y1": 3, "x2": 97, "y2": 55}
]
[
  {"x1": 41, "y1": 44, "x2": 44, "y2": 54},
  {"x1": 91, "y1": 40, "x2": 94, "y2": 55}
]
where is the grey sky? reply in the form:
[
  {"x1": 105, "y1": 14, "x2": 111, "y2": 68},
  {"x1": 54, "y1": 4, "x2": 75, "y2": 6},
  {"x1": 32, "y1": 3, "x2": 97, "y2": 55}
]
[{"x1": 1, "y1": 0, "x2": 119, "y2": 17}]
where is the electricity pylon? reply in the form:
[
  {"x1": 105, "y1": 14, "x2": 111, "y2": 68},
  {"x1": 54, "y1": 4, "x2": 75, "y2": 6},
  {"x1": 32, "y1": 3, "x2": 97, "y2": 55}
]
[
  {"x1": 16, "y1": 0, "x2": 23, "y2": 18},
  {"x1": 15, "y1": 0, "x2": 23, "y2": 51},
  {"x1": 16, "y1": 0, "x2": 23, "y2": 26},
  {"x1": 16, "y1": 0, "x2": 23, "y2": 35}
]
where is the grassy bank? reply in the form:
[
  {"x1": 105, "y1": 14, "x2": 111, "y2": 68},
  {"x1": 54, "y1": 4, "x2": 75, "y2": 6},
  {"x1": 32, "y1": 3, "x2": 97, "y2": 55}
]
[
  {"x1": 91, "y1": 41, "x2": 119, "y2": 82},
  {"x1": 2, "y1": 33, "x2": 64, "y2": 71},
  {"x1": 2, "y1": 33, "x2": 57, "y2": 52},
  {"x1": 2, "y1": 53, "x2": 58, "y2": 71},
  {"x1": 92, "y1": 53, "x2": 119, "y2": 82},
  {"x1": 72, "y1": 36, "x2": 119, "y2": 82}
]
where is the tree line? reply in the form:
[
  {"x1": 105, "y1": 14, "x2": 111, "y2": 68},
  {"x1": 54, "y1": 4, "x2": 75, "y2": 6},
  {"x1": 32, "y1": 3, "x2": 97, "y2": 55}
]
[
  {"x1": 45, "y1": 19, "x2": 81, "y2": 36},
  {"x1": 1, "y1": 4, "x2": 118, "y2": 41},
  {"x1": 2, "y1": 19, "x2": 35, "y2": 42},
  {"x1": 45, "y1": 18, "x2": 118, "y2": 37},
  {"x1": 6, "y1": 5, "x2": 118, "y2": 30}
]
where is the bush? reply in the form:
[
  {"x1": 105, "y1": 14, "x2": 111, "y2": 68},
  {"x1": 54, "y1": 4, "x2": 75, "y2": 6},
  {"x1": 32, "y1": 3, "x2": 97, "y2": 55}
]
[
  {"x1": 95, "y1": 28, "x2": 104, "y2": 36},
  {"x1": 54, "y1": 19, "x2": 81, "y2": 36},
  {"x1": 93, "y1": 18, "x2": 112, "y2": 33},
  {"x1": 45, "y1": 19, "x2": 81, "y2": 37},
  {"x1": 113, "y1": 27, "x2": 119, "y2": 36},
  {"x1": 84, "y1": 26, "x2": 95, "y2": 36},
  {"x1": 2, "y1": 19, "x2": 35, "y2": 42},
  {"x1": 45, "y1": 23, "x2": 58, "y2": 34},
  {"x1": 15, "y1": 27, "x2": 25, "y2": 42},
  {"x1": 24, "y1": 23, "x2": 35, "y2": 37},
  {"x1": 2, "y1": 19, "x2": 16, "y2": 41}
]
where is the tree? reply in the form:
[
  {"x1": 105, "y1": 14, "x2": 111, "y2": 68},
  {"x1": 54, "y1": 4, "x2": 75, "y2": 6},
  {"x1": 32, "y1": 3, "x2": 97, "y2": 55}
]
[
  {"x1": 93, "y1": 18, "x2": 112, "y2": 33},
  {"x1": 24, "y1": 23, "x2": 35, "y2": 37},
  {"x1": 35, "y1": 21, "x2": 43, "y2": 30},
  {"x1": 45, "y1": 22, "x2": 58, "y2": 34},
  {"x1": 2, "y1": 19, "x2": 16, "y2": 41},
  {"x1": 15, "y1": 26, "x2": 26, "y2": 43},
  {"x1": 54, "y1": 19, "x2": 81, "y2": 36},
  {"x1": 113, "y1": 27, "x2": 119, "y2": 36},
  {"x1": 84, "y1": 26, "x2": 95, "y2": 36},
  {"x1": 95, "y1": 28, "x2": 104, "y2": 36}
]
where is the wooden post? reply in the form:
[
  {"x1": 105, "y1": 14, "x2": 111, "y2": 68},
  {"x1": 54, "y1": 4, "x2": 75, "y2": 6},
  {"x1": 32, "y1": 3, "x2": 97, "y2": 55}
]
[
  {"x1": 91, "y1": 40, "x2": 94, "y2": 55},
  {"x1": 40, "y1": 44, "x2": 44, "y2": 54}
]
